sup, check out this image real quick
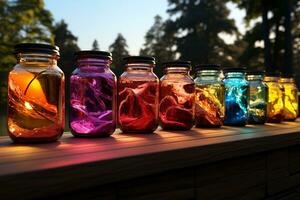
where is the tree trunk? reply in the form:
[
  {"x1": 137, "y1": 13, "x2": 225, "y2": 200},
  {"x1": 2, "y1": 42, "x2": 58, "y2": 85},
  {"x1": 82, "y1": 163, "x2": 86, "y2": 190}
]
[
  {"x1": 273, "y1": 15, "x2": 281, "y2": 70},
  {"x1": 262, "y1": 1, "x2": 272, "y2": 72},
  {"x1": 284, "y1": 0, "x2": 293, "y2": 75}
]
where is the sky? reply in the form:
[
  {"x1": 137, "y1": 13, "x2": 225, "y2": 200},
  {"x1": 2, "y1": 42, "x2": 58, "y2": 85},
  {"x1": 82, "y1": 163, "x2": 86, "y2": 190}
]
[{"x1": 45, "y1": 0, "x2": 245, "y2": 55}]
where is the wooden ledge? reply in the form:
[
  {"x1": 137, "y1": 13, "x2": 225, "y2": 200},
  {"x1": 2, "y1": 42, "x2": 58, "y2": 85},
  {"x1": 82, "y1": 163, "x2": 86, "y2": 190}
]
[{"x1": 0, "y1": 120, "x2": 300, "y2": 199}]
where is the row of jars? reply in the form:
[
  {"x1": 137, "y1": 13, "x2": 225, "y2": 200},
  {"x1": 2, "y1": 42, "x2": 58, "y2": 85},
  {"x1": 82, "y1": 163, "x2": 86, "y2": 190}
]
[{"x1": 7, "y1": 43, "x2": 299, "y2": 143}]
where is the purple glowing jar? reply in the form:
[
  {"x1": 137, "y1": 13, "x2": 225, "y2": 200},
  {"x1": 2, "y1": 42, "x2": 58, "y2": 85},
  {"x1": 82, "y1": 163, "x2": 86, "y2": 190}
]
[{"x1": 70, "y1": 51, "x2": 117, "y2": 137}]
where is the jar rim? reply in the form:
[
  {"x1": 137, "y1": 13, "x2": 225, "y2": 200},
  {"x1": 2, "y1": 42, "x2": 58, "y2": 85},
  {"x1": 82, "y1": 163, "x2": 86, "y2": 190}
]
[
  {"x1": 75, "y1": 50, "x2": 112, "y2": 60},
  {"x1": 265, "y1": 71, "x2": 281, "y2": 77},
  {"x1": 123, "y1": 56, "x2": 155, "y2": 65},
  {"x1": 223, "y1": 66, "x2": 246, "y2": 73},
  {"x1": 14, "y1": 43, "x2": 59, "y2": 56},
  {"x1": 195, "y1": 64, "x2": 220, "y2": 71},
  {"x1": 246, "y1": 70, "x2": 265, "y2": 76},
  {"x1": 162, "y1": 60, "x2": 191, "y2": 68}
]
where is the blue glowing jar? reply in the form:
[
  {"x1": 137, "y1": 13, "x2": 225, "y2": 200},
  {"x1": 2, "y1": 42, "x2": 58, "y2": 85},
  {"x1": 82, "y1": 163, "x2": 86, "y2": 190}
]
[{"x1": 223, "y1": 67, "x2": 249, "y2": 126}]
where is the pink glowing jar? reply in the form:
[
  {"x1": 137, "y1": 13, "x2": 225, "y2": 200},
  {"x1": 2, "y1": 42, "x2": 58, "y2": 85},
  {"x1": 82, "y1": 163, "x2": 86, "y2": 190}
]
[
  {"x1": 118, "y1": 56, "x2": 159, "y2": 133},
  {"x1": 69, "y1": 51, "x2": 117, "y2": 137},
  {"x1": 159, "y1": 61, "x2": 195, "y2": 130}
]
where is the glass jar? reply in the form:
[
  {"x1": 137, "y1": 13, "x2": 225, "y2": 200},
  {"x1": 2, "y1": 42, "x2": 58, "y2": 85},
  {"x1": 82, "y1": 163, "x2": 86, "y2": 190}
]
[
  {"x1": 264, "y1": 73, "x2": 284, "y2": 123},
  {"x1": 118, "y1": 56, "x2": 159, "y2": 133},
  {"x1": 246, "y1": 71, "x2": 268, "y2": 124},
  {"x1": 223, "y1": 67, "x2": 249, "y2": 126},
  {"x1": 279, "y1": 75, "x2": 298, "y2": 121},
  {"x1": 194, "y1": 64, "x2": 224, "y2": 127},
  {"x1": 70, "y1": 51, "x2": 116, "y2": 137},
  {"x1": 159, "y1": 61, "x2": 195, "y2": 130},
  {"x1": 8, "y1": 43, "x2": 64, "y2": 143}
]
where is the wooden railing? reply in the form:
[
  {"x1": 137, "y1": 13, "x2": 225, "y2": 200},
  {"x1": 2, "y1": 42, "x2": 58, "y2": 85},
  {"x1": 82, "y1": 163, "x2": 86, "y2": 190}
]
[{"x1": 1, "y1": 120, "x2": 300, "y2": 199}]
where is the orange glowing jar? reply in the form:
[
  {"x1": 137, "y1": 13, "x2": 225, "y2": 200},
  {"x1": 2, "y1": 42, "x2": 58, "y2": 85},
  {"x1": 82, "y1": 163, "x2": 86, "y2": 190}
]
[
  {"x1": 279, "y1": 75, "x2": 298, "y2": 121},
  {"x1": 7, "y1": 43, "x2": 65, "y2": 143},
  {"x1": 159, "y1": 61, "x2": 195, "y2": 130}
]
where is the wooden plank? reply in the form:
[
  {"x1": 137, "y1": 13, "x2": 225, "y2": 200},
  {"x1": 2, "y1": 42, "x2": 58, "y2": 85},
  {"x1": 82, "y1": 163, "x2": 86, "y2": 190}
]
[
  {"x1": 47, "y1": 185, "x2": 117, "y2": 200},
  {"x1": 0, "y1": 121, "x2": 299, "y2": 199},
  {"x1": 265, "y1": 185, "x2": 300, "y2": 200},
  {"x1": 0, "y1": 126, "x2": 299, "y2": 200},
  {"x1": 289, "y1": 146, "x2": 300, "y2": 175},
  {"x1": 117, "y1": 169, "x2": 195, "y2": 200},
  {"x1": 267, "y1": 149, "x2": 291, "y2": 195},
  {"x1": 196, "y1": 154, "x2": 266, "y2": 200},
  {"x1": 0, "y1": 125, "x2": 299, "y2": 177},
  {"x1": 0, "y1": 128, "x2": 239, "y2": 162},
  {"x1": 0, "y1": 122, "x2": 298, "y2": 169}
]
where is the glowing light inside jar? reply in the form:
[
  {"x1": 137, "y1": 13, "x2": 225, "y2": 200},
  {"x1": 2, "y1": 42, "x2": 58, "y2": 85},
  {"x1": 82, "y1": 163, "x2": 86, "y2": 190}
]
[{"x1": 24, "y1": 101, "x2": 33, "y2": 110}]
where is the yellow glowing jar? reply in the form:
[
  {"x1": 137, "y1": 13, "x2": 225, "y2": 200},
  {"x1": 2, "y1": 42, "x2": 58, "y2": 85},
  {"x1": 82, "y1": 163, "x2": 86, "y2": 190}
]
[
  {"x1": 279, "y1": 76, "x2": 298, "y2": 121},
  {"x1": 194, "y1": 65, "x2": 224, "y2": 127},
  {"x1": 264, "y1": 74, "x2": 284, "y2": 123}
]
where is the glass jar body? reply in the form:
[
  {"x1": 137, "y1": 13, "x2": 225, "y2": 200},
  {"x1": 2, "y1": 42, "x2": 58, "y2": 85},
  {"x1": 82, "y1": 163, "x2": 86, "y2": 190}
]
[
  {"x1": 223, "y1": 72, "x2": 249, "y2": 126},
  {"x1": 159, "y1": 68, "x2": 195, "y2": 130},
  {"x1": 247, "y1": 75, "x2": 268, "y2": 124},
  {"x1": 118, "y1": 64, "x2": 159, "y2": 133},
  {"x1": 70, "y1": 59, "x2": 117, "y2": 137},
  {"x1": 7, "y1": 54, "x2": 65, "y2": 143},
  {"x1": 264, "y1": 77, "x2": 284, "y2": 123},
  {"x1": 279, "y1": 78, "x2": 298, "y2": 121},
  {"x1": 194, "y1": 70, "x2": 224, "y2": 127}
]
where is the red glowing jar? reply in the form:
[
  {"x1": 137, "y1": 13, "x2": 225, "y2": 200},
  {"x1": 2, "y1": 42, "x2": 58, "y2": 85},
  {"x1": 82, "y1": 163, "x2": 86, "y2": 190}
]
[
  {"x1": 118, "y1": 56, "x2": 159, "y2": 133},
  {"x1": 159, "y1": 61, "x2": 195, "y2": 130}
]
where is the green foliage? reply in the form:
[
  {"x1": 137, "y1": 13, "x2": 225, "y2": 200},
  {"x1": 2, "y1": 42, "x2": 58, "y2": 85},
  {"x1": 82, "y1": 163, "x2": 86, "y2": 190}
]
[
  {"x1": 92, "y1": 39, "x2": 100, "y2": 51},
  {"x1": 233, "y1": 0, "x2": 295, "y2": 72},
  {"x1": 53, "y1": 20, "x2": 80, "y2": 130},
  {"x1": 53, "y1": 20, "x2": 80, "y2": 78},
  {"x1": 291, "y1": 0, "x2": 300, "y2": 86},
  {"x1": 109, "y1": 33, "x2": 129, "y2": 77},
  {"x1": 140, "y1": 15, "x2": 176, "y2": 77},
  {"x1": 165, "y1": 0, "x2": 239, "y2": 66},
  {"x1": 237, "y1": 22, "x2": 264, "y2": 70},
  {"x1": 0, "y1": 0, "x2": 54, "y2": 106}
]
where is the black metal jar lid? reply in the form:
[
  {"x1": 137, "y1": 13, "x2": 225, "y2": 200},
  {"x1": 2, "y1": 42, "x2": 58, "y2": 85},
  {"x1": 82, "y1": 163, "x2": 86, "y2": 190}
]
[
  {"x1": 223, "y1": 66, "x2": 246, "y2": 73},
  {"x1": 265, "y1": 71, "x2": 281, "y2": 77},
  {"x1": 162, "y1": 60, "x2": 191, "y2": 68},
  {"x1": 195, "y1": 64, "x2": 221, "y2": 71},
  {"x1": 75, "y1": 50, "x2": 112, "y2": 60},
  {"x1": 280, "y1": 73, "x2": 294, "y2": 78},
  {"x1": 14, "y1": 43, "x2": 60, "y2": 55},
  {"x1": 123, "y1": 56, "x2": 155, "y2": 65},
  {"x1": 246, "y1": 70, "x2": 265, "y2": 76}
]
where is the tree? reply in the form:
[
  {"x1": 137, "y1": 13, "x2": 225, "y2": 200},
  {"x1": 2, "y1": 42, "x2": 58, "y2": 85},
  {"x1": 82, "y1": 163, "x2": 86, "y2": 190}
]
[
  {"x1": 140, "y1": 15, "x2": 176, "y2": 77},
  {"x1": 109, "y1": 33, "x2": 129, "y2": 77},
  {"x1": 232, "y1": 0, "x2": 295, "y2": 73},
  {"x1": 165, "y1": 0, "x2": 239, "y2": 65},
  {"x1": 11, "y1": 0, "x2": 54, "y2": 43},
  {"x1": 92, "y1": 39, "x2": 100, "y2": 50},
  {"x1": 283, "y1": 0, "x2": 293, "y2": 75},
  {"x1": 0, "y1": 0, "x2": 54, "y2": 106},
  {"x1": 292, "y1": 1, "x2": 300, "y2": 86},
  {"x1": 53, "y1": 20, "x2": 80, "y2": 80},
  {"x1": 53, "y1": 20, "x2": 80, "y2": 130}
]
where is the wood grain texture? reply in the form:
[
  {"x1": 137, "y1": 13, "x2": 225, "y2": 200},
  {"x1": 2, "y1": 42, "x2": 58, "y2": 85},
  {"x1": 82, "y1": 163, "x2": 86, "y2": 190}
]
[
  {"x1": 196, "y1": 154, "x2": 266, "y2": 200},
  {"x1": 0, "y1": 120, "x2": 300, "y2": 199}
]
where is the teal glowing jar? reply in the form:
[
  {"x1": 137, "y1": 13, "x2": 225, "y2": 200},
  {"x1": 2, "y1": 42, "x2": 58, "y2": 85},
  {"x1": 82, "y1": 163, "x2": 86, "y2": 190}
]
[
  {"x1": 246, "y1": 71, "x2": 268, "y2": 124},
  {"x1": 223, "y1": 67, "x2": 249, "y2": 126}
]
